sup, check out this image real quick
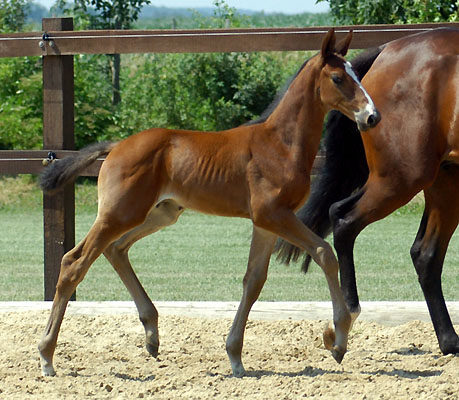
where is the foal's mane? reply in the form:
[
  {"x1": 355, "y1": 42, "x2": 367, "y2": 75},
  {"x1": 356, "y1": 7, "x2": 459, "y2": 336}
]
[{"x1": 245, "y1": 58, "x2": 310, "y2": 126}]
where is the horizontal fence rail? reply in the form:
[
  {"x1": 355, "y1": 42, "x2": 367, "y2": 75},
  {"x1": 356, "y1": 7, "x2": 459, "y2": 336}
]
[
  {"x1": 0, "y1": 23, "x2": 457, "y2": 57},
  {"x1": 0, "y1": 150, "x2": 103, "y2": 176},
  {"x1": 0, "y1": 150, "x2": 324, "y2": 176},
  {"x1": 0, "y1": 19, "x2": 457, "y2": 300}
]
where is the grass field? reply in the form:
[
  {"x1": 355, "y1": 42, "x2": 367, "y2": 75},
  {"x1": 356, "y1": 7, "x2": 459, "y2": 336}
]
[{"x1": 0, "y1": 176, "x2": 458, "y2": 302}]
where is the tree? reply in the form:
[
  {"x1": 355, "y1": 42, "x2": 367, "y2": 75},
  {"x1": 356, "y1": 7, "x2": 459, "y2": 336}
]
[
  {"x1": 58, "y1": 0, "x2": 150, "y2": 104},
  {"x1": 318, "y1": 0, "x2": 458, "y2": 24},
  {"x1": 0, "y1": 0, "x2": 30, "y2": 32}
]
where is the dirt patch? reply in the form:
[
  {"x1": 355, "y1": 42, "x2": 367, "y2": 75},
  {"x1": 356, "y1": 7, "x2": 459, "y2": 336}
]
[{"x1": 1, "y1": 311, "x2": 457, "y2": 399}]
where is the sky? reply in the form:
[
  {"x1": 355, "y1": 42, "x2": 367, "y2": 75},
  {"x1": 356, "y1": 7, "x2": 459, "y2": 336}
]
[{"x1": 35, "y1": 0, "x2": 330, "y2": 14}]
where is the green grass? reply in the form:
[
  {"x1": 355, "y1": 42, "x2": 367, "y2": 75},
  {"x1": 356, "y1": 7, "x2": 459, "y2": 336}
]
[{"x1": 0, "y1": 176, "x2": 458, "y2": 301}]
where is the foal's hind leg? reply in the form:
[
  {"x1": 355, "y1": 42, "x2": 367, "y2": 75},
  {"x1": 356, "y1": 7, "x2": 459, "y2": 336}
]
[
  {"x1": 226, "y1": 226, "x2": 277, "y2": 377},
  {"x1": 103, "y1": 200, "x2": 184, "y2": 358},
  {"x1": 38, "y1": 217, "x2": 132, "y2": 376},
  {"x1": 410, "y1": 165, "x2": 459, "y2": 354}
]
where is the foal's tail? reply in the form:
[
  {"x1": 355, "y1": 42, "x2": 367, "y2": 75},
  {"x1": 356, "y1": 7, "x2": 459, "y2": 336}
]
[
  {"x1": 40, "y1": 142, "x2": 116, "y2": 194},
  {"x1": 274, "y1": 46, "x2": 383, "y2": 272}
]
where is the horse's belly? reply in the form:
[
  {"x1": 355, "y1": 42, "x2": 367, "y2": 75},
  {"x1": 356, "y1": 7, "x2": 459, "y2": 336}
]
[{"x1": 158, "y1": 186, "x2": 250, "y2": 219}]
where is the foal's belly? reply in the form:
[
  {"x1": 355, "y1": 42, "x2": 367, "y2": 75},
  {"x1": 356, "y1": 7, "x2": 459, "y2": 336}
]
[{"x1": 157, "y1": 186, "x2": 251, "y2": 219}]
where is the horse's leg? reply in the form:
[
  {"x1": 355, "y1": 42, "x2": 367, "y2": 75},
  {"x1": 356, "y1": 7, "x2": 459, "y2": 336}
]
[
  {"x1": 38, "y1": 216, "x2": 133, "y2": 376},
  {"x1": 226, "y1": 226, "x2": 277, "y2": 377},
  {"x1": 103, "y1": 200, "x2": 184, "y2": 358},
  {"x1": 330, "y1": 178, "x2": 419, "y2": 327},
  {"x1": 410, "y1": 165, "x2": 459, "y2": 354},
  {"x1": 266, "y1": 209, "x2": 352, "y2": 361}
]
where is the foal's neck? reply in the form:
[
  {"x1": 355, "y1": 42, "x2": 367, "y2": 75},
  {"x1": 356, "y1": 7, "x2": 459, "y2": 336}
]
[{"x1": 265, "y1": 58, "x2": 325, "y2": 155}]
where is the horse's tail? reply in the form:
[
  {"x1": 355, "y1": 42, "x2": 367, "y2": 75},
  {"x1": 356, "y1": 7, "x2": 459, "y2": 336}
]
[
  {"x1": 40, "y1": 142, "x2": 116, "y2": 194},
  {"x1": 274, "y1": 46, "x2": 383, "y2": 272}
]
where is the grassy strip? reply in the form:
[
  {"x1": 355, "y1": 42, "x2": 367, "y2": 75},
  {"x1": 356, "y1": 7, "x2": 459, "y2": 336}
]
[{"x1": 0, "y1": 177, "x2": 458, "y2": 301}]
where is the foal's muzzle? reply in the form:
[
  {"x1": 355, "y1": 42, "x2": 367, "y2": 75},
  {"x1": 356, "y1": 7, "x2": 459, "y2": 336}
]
[{"x1": 356, "y1": 108, "x2": 381, "y2": 131}]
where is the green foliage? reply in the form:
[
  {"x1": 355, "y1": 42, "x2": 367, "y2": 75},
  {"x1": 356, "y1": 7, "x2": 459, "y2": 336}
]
[
  {"x1": 0, "y1": 54, "x2": 119, "y2": 150},
  {"x1": 58, "y1": 0, "x2": 151, "y2": 105},
  {"x1": 0, "y1": 0, "x2": 326, "y2": 150},
  {"x1": 135, "y1": 3, "x2": 332, "y2": 29},
  {"x1": 0, "y1": 0, "x2": 30, "y2": 32},
  {"x1": 0, "y1": 57, "x2": 42, "y2": 149},
  {"x1": 58, "y1": 0, "x2": 151, "y2": 29},
  {"x1": 118, "y1": 51, "x2": 301, "y2": 134},
  {"x1": 118, "y1": 0, "x2": 309, "y2": 134},
  {"x1": 73, "y1": 55, "x2": 120, "y2": 148},
  {"x1": 319, "y1": 0, "x2": 458, "y2": 24},
  {"x1": 0, "y1": 1, "x2": 44, "y2": 149}
]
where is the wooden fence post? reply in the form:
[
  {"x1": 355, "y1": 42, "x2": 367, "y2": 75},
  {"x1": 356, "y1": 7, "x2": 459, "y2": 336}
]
[{"x1": 42, "y1": 17, "x2": 76, "y2": 301}]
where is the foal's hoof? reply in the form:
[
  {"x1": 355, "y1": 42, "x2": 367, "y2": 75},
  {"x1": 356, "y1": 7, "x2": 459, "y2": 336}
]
[
  {"x1": 39, "y1": 353, "x2": 56, "y2": 377},
  {"x1": 40, "y1": 361, "x2": 56, "y2": 377},
  {"x1": 146, "y1": 343, "x2": 159, "y2": 358},
  {"x1": 331, "y1": 346, "x2": 345, "y2": 364},
  {"x1": 231, "y1": 362, "x2": 246, "y2": 378},
  {"x1": 323, "y1": 325, "x2": 346, "y2": 364}
]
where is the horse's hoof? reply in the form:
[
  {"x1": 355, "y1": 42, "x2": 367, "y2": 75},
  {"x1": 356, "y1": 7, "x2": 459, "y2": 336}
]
[
  {"x1": 331, "y1": 346, "x2": 345, "y2": 364},
  {"x1": 439, "y1": 336, "x2": 459, "y2": 355},
  {"x1": 146, "y1": 343, "x2": 159, "y2": 358},
  {"x1": 39, "y1": 354, "x2": 56, "y2": 376},
  {"x1": 41, "y1": 363, "x2": 56, "y2": 377},
  {"x1": 229, "y1": 359, "x2": 246, "y2": 378}
]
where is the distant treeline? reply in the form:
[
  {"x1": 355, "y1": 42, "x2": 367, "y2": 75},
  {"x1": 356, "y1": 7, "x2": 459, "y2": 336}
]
[{"x1": 27, "y1": 3, "x2": 332, "y2": 29}]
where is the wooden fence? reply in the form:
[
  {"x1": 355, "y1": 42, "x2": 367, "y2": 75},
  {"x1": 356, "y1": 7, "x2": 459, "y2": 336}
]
[{"x1": 0, "y1": 18, "x2": 457, "y2": 300}]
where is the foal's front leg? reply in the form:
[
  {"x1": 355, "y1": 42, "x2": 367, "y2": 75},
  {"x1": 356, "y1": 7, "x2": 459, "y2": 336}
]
[
  {"x1": 226, "y1": 226, "x2": 277, "y2": 377},
  {"x1": 259, "y1": 208, "x2": 351, "y2": 363}
]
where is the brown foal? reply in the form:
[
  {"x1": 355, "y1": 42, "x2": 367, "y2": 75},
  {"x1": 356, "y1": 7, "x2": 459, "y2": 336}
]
[{"x1": 38, "y1": 28, "x2": 380, "y2": 377}]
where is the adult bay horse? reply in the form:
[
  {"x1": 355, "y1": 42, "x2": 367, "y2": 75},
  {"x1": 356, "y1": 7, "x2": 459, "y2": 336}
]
[
  {"x1": 276, "y1": 27, "x2": 459, "y2": 355},
  {"x1": 38, "y1": 28, "x2": 380, "y2": 377}
]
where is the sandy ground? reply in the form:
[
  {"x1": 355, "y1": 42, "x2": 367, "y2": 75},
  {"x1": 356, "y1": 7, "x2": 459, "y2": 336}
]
[{"x1": 0, "y1": 311, "x2": 458, "y2": 399}]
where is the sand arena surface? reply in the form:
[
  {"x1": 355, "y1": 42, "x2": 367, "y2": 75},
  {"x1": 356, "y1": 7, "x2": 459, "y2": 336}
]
[{"x1": 0, "y1": 310, "x2": 458, "y2": 399}]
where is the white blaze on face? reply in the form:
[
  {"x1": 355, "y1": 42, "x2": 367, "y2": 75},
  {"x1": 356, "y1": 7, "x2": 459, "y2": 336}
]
[{"x1": 344, "y1": 61, "x2": 378, "y2": 127}]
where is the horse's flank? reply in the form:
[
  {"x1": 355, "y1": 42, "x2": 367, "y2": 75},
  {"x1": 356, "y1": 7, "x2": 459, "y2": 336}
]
[{"x1": 276, "y1": 27, "x2": 459, "y2": 356}]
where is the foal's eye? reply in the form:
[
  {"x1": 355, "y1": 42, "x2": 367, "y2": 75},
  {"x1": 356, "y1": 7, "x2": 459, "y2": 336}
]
[{"x1": 332, "y1": 75, "x2": 343, "y2": 85}]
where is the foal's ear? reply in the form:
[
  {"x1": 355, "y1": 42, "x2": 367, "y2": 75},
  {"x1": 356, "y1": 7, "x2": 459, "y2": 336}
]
[
  {"x1": 335, "y1": 30, "x2": 353, "y2": 56},
  {"x1": 321, "y1": 28, "x2": 336, "y2": 59}
]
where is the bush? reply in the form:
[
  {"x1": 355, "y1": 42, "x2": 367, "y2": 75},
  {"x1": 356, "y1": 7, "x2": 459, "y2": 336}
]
[
  {"x1": 0, "y1": 57, "x2": 43, "y2": 149},
  {"x1": 118, "y1": 51, "x2": 303, "y2": 135},
  {"x1": 73, "y1": 55, "x2": 120, "y2": 148},
  {"x1": 0, "y1": 55, "x2": 119, "y2": 150}
]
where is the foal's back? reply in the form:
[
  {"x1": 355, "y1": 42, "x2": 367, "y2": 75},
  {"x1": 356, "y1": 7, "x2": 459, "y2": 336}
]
[{"x1": 98, "y1": 125, "x2": 257, "y2": 219}]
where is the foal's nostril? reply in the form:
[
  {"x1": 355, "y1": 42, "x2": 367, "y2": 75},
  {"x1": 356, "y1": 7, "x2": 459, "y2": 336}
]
[{"x1": 367, "y1": 110, "x2": 381, "y2": 127}]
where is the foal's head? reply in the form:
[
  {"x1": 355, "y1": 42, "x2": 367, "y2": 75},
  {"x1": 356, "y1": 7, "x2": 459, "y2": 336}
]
[{"x1": 316, "y1": 29, "x2": 380, "y2": 131}]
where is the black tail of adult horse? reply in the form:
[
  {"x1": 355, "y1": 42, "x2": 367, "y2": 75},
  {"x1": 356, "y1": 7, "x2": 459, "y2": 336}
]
[{"x1": 275, "y1": 47, "x2": 382, "y2": 271}]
